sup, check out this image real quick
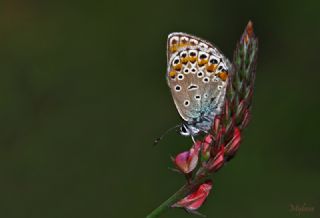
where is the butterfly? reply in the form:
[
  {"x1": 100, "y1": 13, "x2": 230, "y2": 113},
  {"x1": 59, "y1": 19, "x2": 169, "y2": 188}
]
[{"x1": 166, "y1": 32, "x2": 232, "y2": 138}]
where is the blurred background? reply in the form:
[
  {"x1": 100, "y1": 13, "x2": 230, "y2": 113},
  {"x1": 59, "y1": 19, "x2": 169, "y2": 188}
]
[{"x1": 0, "y1": 0, "x2": 319, "y2": 217}]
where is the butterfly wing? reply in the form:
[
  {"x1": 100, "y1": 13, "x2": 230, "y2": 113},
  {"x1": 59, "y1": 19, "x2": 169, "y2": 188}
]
[{"x1": 166, "y1": 33, "x2": 231, "y2": 123}]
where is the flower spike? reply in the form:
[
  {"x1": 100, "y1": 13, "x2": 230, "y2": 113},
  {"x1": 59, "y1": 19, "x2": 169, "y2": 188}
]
[{"x1": 147, "y1": 21, "x2": 258, "y2": 218}]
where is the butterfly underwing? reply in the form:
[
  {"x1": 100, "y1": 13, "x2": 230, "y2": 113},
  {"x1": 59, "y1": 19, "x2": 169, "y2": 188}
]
[{"x1": 166, "y1": 32, "x2": 232, "y2": 136}]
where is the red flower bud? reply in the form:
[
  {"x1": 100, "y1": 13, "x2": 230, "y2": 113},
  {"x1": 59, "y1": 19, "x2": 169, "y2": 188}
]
[
  {"x1": 225, "y1": 127, "x2": 241, "y2": 155},
  {"x1": 174, "y1": 141, "x2": 201, "y2": 174},
  {"x1": 241, "y1": 21, "x2": 254, "y2": 44},
  {"x1": 207, "y1": 145, "x2": 225, "y2": 172},
  {"x1": 204, "y1": 134, "x2": 213, "y2": 145},
  {"x1": 172, "y1": 180, "x2": 213, "y2": 211},
  {"x1": 240, "y1": 109, "x2": 250, "y2": 129},
  {"x1": 212, "y1": 146, "x2": 225, "y2": 171},
  {"x1": 212, "y1": 115, "x2": 221, "y2": 133},
  {"x1": 215, "y1": 127, "x2": 225, "y2": 147},
  {"x1": 201, "y1": 141, "x2": 211, "y2": 162},
  {"x1": 236, "y1": 99, "x2": 246, "y2": 118}
]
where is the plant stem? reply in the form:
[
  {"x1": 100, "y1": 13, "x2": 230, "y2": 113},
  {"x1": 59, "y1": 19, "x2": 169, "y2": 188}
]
[{"x1": 146, "y1": 176, "x2": 208, "y2": 218}]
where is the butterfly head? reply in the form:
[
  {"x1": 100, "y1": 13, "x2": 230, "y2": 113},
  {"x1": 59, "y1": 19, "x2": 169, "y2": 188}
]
[{"x1": 180, "y1": 123, "x2": 201, "y2": 136}]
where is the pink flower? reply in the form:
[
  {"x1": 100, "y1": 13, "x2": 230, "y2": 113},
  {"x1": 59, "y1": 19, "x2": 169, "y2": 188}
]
[
  {"x1": 174, "y1": 141, "x2": 201, "y2": 174},
  {"x1": 172, "y1": 180, "x2": 213, "y2": 210}
]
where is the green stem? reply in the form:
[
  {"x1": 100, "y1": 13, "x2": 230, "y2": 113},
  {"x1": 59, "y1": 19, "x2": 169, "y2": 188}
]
[{"x1": 146, "y1": 175, "x2": 208, "y2": 218}]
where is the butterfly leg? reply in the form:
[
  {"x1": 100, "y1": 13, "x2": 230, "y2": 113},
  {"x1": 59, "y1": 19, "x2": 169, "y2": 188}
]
[{"x1": 191, "y1": 135, "x2": 196, "y2": 143}]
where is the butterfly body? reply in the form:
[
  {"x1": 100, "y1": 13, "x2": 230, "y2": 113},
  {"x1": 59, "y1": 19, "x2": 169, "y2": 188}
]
[{"x1": 166, "y1": 33, "x2": 231, "y2": 136}]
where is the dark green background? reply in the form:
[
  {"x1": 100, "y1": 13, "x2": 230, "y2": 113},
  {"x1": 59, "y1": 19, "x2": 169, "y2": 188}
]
[{"x1": 0, "y1": 0, "x2": 319, "y2": 218}]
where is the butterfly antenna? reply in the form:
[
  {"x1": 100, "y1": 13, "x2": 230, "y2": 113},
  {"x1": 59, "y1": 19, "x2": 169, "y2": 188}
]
[{"x1": 153, "y1": 124, "x2": 181, "y2": 146}]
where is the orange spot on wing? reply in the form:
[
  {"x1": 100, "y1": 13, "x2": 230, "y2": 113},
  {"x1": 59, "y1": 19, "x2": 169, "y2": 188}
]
[
  {"x1": 217, "y1": 71, "x2": 228, "y2": 81},
  {"x1": 198, "y1": 59, "x2": 208, "y2": 66},
  {"x1": 179, "y1": 42, "x2": 191, "y2": 48},
  {"x1": 190, "y1": 40, "x2": 197, "y2": 46},
  {"x1": 169, "y1": 71, "x2": 176, "y2": 79},
  {"x1": 170, "y1": 41, "x2": 194, "y2": 53},
  {"x1": 173, "y1": 64, "x2": 182, "y2": 71},
  {"x1": 207, "y1": 64, "x2": 217, "y2": 72},
  {"x1": 170, "y1": 45, "x2": 178, "y2": 52},
  {"x1": 188, "y1": 57, "x2": 197, "y2": 63},
  {"x1": 181, "y1": 57, "x2": 188, "y2": 64}
]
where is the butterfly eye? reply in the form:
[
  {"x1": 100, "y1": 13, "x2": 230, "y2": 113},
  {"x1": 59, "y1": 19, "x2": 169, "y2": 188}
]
[{"x1": 180, "y1": 125, "x2": 190, "y2": 136}]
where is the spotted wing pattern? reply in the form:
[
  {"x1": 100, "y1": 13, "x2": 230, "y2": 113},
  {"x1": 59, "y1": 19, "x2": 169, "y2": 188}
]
[{"x1": 166, "y1": 33, "x2": 231, "y2": 125}]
